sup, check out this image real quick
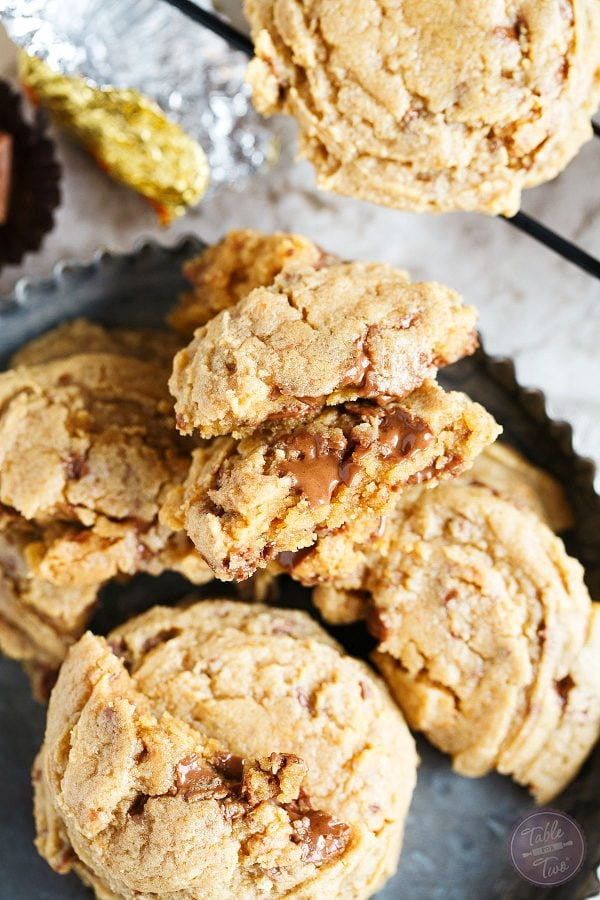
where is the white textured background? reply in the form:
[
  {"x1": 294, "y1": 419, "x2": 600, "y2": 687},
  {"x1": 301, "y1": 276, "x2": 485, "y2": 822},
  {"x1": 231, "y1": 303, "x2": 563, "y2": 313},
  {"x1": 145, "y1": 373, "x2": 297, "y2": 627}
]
[{"x1": 0, "y1": 24, "x2": 598, "y2": 472}]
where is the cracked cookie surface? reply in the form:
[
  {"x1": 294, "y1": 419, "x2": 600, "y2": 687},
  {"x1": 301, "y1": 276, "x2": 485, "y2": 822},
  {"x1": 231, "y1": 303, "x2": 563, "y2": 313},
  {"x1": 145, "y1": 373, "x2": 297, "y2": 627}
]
[
  {"x1": 169, "y1": 229, "x2": 334, "y2": 336},
  {"x1": 311, "y1": 481, "x2": 599, "y2": 803},
  {"x1": 34, "y1": 600, "x2": 417, "y2": 899},
  {"x1": 163, "y1": 380, "x2": 500, "y2": 581},
  {"x1": 11, "y1": 318, "x2": 182, "y2": 369},
  {"x1": 0, "y1": 352, "x2": 187, "y2": 525},
  {"x1": 245, "y1": 0, "x2": 600, "y2": 214},
  {"x1": 0, "y1": 509, "x2": 100, "y2": 700},
  {"x1": 0, "y1": 351, "x2": 213, "y2": 691},
  {"x1": 170, "y1": 261, "x2": 477, "y2": 438}
]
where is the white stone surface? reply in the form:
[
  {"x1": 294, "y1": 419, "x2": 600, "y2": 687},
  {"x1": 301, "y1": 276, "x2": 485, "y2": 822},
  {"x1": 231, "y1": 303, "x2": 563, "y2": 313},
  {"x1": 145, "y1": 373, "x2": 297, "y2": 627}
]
[{"x1": 0, "y1": 26, "x2": 598, "y2": 472}]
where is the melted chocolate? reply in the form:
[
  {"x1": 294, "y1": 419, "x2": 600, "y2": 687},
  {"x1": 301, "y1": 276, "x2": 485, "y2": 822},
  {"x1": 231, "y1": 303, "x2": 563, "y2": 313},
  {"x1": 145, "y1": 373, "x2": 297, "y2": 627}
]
[
  {"x1": 408, "y1": 454, "x2": 462, "y2": 484},
  {"x1": 276, "y1": 545, "x2": 316, "y2": 571},
  {"x1": 377, "y1": 407, "x2": 433, "y2": 459},
  {"x1": 290, "y1": 809, "x2": 351, "y2": 864},
  {"x1": 0, "y1": 133, "x2": 12, "y2": 225},
  {"x1": 213, "y1": 752, "x2": 245, "y2": 781},
  {"x1": 141, "y1": 627, "x2": 180, "y2": 653},
  {"x1": 128, "y1": 793, "x2": 150, "y2": 821},
  {"x1": 555, "y1": 675, "x2": 575, "y2": 706},
  {"x1": 366, "y1": 606, "x2": 389, "y2": 643},
  {"x1": 174, "y1": 754, "x2": 230, "y2": 800},
  {"x1": 279, "y1": 432, "x2": 347, "y2": 508},
  {"x1": 339, "y1": 317, "x2": 418, "y2": 398},
  {"x1": 63, "y1": 452, "x2": 89, "y2": 480}
]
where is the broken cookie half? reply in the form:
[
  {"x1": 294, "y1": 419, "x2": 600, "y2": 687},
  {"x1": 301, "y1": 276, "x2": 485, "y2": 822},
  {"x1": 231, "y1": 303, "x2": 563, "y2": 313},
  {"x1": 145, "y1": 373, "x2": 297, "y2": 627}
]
[
  {"x1": 162, "y1": 380, "x2": 500, "y2": 581},
  {"x1": 170, "y1": 260, "x2": 478, "y2": 438}
]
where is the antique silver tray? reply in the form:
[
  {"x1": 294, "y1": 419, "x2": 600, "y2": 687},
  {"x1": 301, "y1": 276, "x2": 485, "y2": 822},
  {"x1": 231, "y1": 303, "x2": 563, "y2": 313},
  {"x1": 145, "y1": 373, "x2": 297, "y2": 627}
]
[{"x1": 0, "y1": 237, "x2": 598, "y2": 900}]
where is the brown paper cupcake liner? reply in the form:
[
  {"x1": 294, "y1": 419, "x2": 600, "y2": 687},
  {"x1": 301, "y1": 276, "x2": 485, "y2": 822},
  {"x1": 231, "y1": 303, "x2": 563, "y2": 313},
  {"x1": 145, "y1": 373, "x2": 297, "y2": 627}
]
[{"x1": 0, "y1": 79, "x2": 61, "y2": 268}]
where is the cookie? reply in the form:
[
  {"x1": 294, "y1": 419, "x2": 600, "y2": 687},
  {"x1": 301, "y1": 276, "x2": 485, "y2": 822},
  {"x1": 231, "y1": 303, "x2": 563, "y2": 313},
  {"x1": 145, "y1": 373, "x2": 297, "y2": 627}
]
[
  {"x1": 312, "y1": 481, "x2": 599, "y2": 802},
  {"x1": 285, "y1": 442, "x2": 573, "y2": 593},
  {"x1": 34, "y1": 600, "x2": 417, "y2": 899},
  {"x1": 10, "y1": 318, "x2": 182, "y2": 369},
  {"x1": 169, "y1": 229, "x2": 335, "y2": 335},
  {"x1": 0, "y1": 352, "x2": 213, "y2": 692},
  {"x1": 465, "y1": 442, "x2": 573, "y2": 532},
  {"x1": 0, "y1": 352, "x2": 188, "y2": 526},
  {"x1": 170, "y1": 261, "x2": 478, "y2": 438},
  {"x1": 0, "y1": 510, "x2": 100, "y2": 700},
  {"x1": 0, "y1": 499, "x2": 211, "y2": 700},
  {"x1": 245, "y1": 0, "x2": 600, "y2": 214},
  {"x1": 162, "y1": 380, "x2": 500, "y2": 580}
]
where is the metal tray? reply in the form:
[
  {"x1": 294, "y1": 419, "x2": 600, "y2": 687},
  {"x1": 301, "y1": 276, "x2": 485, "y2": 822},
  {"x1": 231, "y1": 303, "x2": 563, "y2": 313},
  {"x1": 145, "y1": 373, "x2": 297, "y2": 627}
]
[{"x1": 0, "y1": 237, "x2": 598, "y2": 900}]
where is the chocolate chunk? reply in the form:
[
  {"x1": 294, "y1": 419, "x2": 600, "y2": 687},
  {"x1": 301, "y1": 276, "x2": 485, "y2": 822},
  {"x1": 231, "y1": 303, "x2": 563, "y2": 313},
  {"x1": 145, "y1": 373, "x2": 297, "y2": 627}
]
[
  {"x1": 555, "y1": 674, "x2": 575, "y2": 706},
  {"x1": 366, "y1": 606, "x2": 389, "y2": 643},
  {"x1": 63, "y1": 452, "x2": 89, "y2": 480},
  {"x1": 141, "y1": 627, "x2": 180, "y2": 653},
  {"x1": 280, "y1": 432, "x2": 347, "y2": 508},
  {"x1": 128, "y1": 793, "x2": 150, "y2": 821},
  {"x1": 175, "y1": 753, "x2": 230, "y2": 801},
  {"x1": 213, "y1": 751, "x2": 244, "y2": 782},
  {"x1": 0, "y1": 132, "x2": 12, "y2": 225},
  {"x1": 291, "y1": 810, "x2": 351, "y2": 864}
]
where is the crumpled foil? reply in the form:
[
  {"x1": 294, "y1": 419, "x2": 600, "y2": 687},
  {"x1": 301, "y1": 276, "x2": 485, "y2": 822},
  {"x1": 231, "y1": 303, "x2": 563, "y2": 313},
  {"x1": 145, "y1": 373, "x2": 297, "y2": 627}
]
[
  {"x1": 20, "y1": 53, "x2": 209, "y2": 223},
  {"x1": 0, "y1": 0, "x2": 276, "y2": 202}
]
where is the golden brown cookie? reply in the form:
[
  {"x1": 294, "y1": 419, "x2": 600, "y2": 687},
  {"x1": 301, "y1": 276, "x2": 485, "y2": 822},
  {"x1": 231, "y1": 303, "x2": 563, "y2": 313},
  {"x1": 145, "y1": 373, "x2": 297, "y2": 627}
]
[
  {"x1": 169, "y1": 229, "x2": 335, "y2": 335},
  {"x1": 245, "y1": 0, "x2": 600, "y2": 214},
  {"x1": 0, "y1": 510, "x2": 100, "y2": 700},
  {"x1": 11, "y1": 318, "x2": 182, "y2": 369},
  {"x1": 170, "y1": 261, "x2": 478, "y2": 438},
  {"x1": 163, "y1": 380, "x2": 500, "y2": 581},
  {"x1": 0, "y1": 352, "x2": 213, "y2": 692},
  {"x1": 34, "y1": 600, "x2": 417, "y2": 899},
  {"x1": 0, "y1": 353, "x2": 188, "y2": 525},
  {"x1": 465, "y1": 442, "x2": 573, "y2": 532},
  {"x1": 310, "y1": 481, "x2": 599, "y2": 802}
]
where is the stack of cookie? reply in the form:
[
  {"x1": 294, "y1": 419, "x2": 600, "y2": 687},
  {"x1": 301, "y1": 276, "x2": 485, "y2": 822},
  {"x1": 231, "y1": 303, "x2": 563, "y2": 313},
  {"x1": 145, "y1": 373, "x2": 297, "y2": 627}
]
[{"x1": 1, "y1": 230, "x2": 599, "y2": 899}]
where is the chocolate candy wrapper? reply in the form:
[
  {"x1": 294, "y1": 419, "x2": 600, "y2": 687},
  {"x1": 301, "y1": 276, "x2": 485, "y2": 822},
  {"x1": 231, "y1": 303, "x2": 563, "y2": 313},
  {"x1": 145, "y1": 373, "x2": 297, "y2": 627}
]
[
  {"x1": 19, "y1": 54, "x2": 209, "y2": 225},
  {"x1": 1, "y1": 0, "x2": 279, "y2": 222}
]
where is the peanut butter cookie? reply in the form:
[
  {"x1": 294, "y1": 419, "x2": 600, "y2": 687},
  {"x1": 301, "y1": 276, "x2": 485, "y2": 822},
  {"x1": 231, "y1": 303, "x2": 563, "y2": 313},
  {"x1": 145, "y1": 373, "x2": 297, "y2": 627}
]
[
  {"x1": 0, "y1": 352, "x2": 213, "y2": 692},
  {"x1": 171, "y1": 261, "x2": 477, "y2": 438},
  {"x1": 246, "y1": 0, "x2": 600, "y2": 214},
  {"x1": 0, "y1": 353, "x2": 188, "y2": 525},
  {"x1": 466, "y1": 442, "x2": 573, "y2": 532},
  {"x1": 169, "y1": 229, "x2": 335, "y2": 335},
  {"x1": 311, "y1": 481, "x2": 599, "y2": 802},
  {"x1": 163, "y1": 380, "x2": 500, "y2": 580},
  {"x1": 11, "y1": 318, "x2": 182, "y2": 368},
  {"x1": 0, "y1": 509, "x2": 100, "y2": 700},
  {"x1": 34, "y1": 600, "x2": 417, "y2": 899}
]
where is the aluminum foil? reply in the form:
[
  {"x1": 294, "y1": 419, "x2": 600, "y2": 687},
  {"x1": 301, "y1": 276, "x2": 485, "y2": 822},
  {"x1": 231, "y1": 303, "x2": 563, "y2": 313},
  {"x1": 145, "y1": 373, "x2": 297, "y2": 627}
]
[{"x1": 0, "y1": 0, "x2": 276, "y2": 189}]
